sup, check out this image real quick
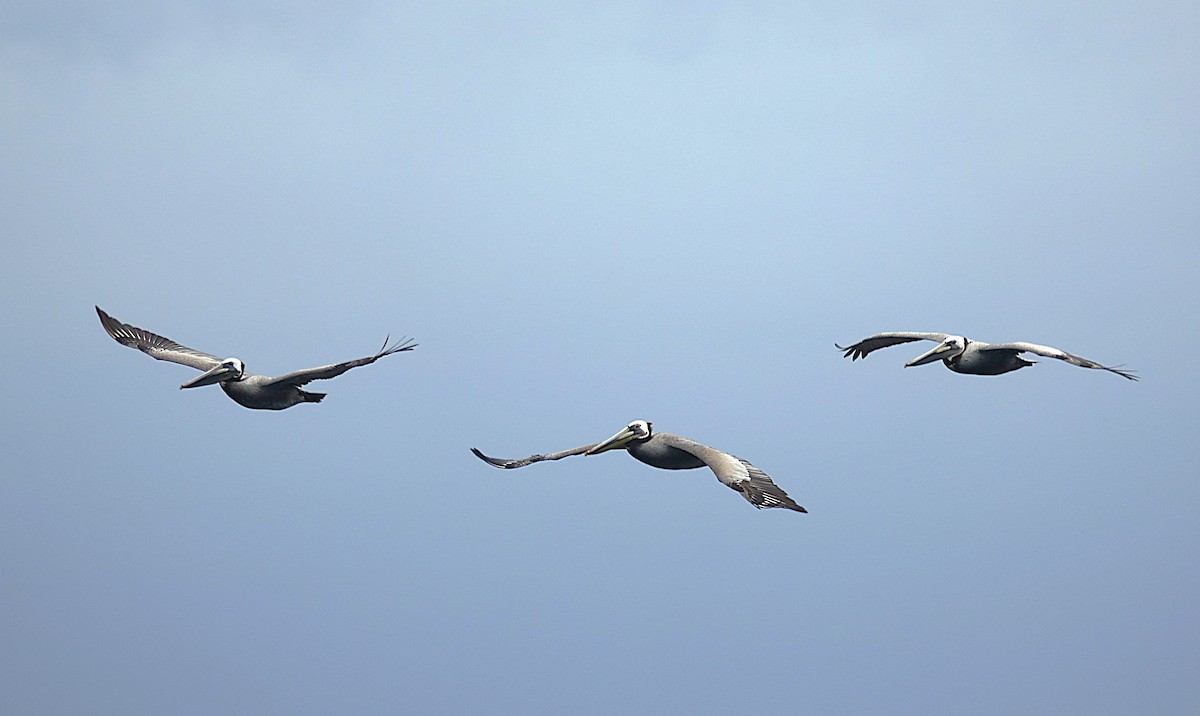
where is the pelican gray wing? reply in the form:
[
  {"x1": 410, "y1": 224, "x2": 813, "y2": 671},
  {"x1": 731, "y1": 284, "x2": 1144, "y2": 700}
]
[
  {"x1": 836, "y1": 332, "x2": 949, "y2": 360},
  {"x1": 470, "y1": 443, "x2": 597, "y2": 469},
  {"x1": 661, "y1": 435, "x2": 806, "y2": 512},
  {"x1": 265, "y1": 336, "x2": 417, "y2": 387},
  {"x1": 982, "y1": 342, "x2": 1138, "y2": 380},
  {"x1": 96, "y1": 306, "x2": 222, "y2": 372}
]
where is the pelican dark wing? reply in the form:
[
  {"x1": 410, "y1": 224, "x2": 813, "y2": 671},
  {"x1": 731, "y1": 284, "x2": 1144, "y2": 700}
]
[
  {"x1": 836, "y1": 332, "x2": 949, "y2": 360},
  {"x1": 655, "y1": 434, "x2": 806, "y2": 513},
  {"x1": 470, "y1": 444, "x2": 597, "y2": 470},
  {"x1": 265, "y1": 336, "x2": 417, "y2": 387},
  {"x1": 982, "y1": 342, "x2": 1138, "y2": 381},
  {"x1": 96, "y1": 306, "x2": 221, "y2": 372}
]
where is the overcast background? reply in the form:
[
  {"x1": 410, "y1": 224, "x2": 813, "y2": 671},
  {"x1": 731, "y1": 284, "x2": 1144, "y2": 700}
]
[{"x1": 2, "y1": 2, "x2": 1198, "y2": 714}]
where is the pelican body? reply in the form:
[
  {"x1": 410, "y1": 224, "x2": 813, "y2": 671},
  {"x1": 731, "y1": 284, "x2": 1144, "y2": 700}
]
[
  {"x1": 96, "y1": 306, "x2": 416, "y2": 410},
  {"x1": 836, "y1": 332, "x2": 1137, "y2": 380},
  {"x1": 472, "y1": 420, "x2": 806, "y2": 513}
]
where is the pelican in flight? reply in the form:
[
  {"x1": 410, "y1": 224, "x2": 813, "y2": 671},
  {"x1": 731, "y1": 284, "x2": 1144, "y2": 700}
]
[
  {"x1": 836, "y1": 332, "x2": 1137, "y2": 380},
  {"x1": 96, "y1": 306, "x2": 417, "y2": 410},
  {"x1": 471, "y1": 420, "x2": 806, "y2": 512}
]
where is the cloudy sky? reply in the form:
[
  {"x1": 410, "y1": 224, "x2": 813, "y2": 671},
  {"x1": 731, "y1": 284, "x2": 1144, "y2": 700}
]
[{"x1": 2, "y1": 2, "x2": 1197, "y2": 714}]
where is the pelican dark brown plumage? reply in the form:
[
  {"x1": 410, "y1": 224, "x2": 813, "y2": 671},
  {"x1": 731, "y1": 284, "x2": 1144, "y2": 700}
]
[
  {"x1": 472, "y1": 419, "x2": 806, "y2": 513},
  {"x1": 96, "y1": 306, "x2": 416, "y2": 410},
  {"x1": 836, "y1": 332, "x2": 1137, "y2": 380}
]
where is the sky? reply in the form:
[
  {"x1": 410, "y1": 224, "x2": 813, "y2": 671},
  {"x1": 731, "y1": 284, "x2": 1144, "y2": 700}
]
[{"x1": 2, "y1": 2, "x2": 1198, "y2": 714}]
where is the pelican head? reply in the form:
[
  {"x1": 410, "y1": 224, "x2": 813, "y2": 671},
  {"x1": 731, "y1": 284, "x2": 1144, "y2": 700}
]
[
  {"x1": 905, "y1": 336, "x2": 966, "y2": 367},
  {"x1": 585, "y1": 419, "x2": 652, "y2": 456},
  {"x1": 179, "y1": 357, "x2": 245, "y2": 389}
]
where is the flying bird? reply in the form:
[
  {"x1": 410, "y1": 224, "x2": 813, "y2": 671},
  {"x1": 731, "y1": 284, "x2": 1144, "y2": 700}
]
[
  {"x1": 836, "y1": 332, "x2": 1137, "y2": 380},
  {"x1": 471, "y1": 419, "x2": 806, "y2": 512},
  {"x1": 96, "y1": 306, "x2": 416, "y2": 410}
]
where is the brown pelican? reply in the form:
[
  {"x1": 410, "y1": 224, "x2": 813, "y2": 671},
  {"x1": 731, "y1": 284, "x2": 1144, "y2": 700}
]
[
  {"x1": 836, "y1": 332, "x2": 1137, "y2": 380},
  {"x1": 96, "y1": 306, "x2": 417, "y2": 410},
  {"x1": 471, "y1": 420, "x2": 806, "y2": 512}
]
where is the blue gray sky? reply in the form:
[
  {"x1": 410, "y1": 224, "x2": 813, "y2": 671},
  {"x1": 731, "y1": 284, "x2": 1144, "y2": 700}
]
[{"x1": 2, "y1": 3, "x2": 1198, "y2": 714}]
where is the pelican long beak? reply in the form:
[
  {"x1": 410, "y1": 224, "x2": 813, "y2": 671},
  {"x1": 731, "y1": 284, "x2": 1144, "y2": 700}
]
[
  {"x1": 179, "y1": 364, "x2": 239, "y2": 389},
  {"x1": 905, "y1": 343, "x2": 954, "y2": 368},
  {"x1": 585, "y1": 425, "x2": 639, "y2": 456}
]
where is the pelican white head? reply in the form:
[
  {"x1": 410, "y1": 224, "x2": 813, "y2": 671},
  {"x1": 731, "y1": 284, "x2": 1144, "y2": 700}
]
[
  {"x1": 585, "y1": 419, "x2": 652, "y2": 455},
  {"x1": 179, "y1": 357, "x2": 245, "y2": 389},
  {"x1": 905, "y1": 336, "x2": 966, "y2": 368}
]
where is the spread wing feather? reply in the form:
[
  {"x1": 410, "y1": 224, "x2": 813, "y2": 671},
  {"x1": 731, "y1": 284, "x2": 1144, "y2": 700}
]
[
  {"x1": 470, "y1": 444, "x2": 597, "y2": 469},
  {"x1": 707, "y1": 453, "x2": 807, "y2": 513},
  {"x1": 96, "y1": 306, "x2": 222, "y2": 372},
  {"x1": 266, "y1": 336, "x2": 417, "y2": 386},
  {"x1": 664, "y1": 435, "x2": 806, "y2": 513},
  {"x1": 983, "y1": 341, "x2": 1138, "y2": 380},
  {"x1": 835, "y1": 332, "x2": 949, "y2": 361}
]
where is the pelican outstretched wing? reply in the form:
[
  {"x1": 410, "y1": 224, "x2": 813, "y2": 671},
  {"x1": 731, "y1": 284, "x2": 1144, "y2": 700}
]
[
  {"x1": 718, "y1": 456, "x2": 807, "y2": 512},
  {"x1": 96, "y1": 306, "x2": 222, "y2": 372},
  {"x1": 663, "y1": 435, "x2": 806, "y2": 513},
  {"x1": 470, "y1": 443, "x2": 597, "y2": 470},
  {"x1": 835, "y1": 332, "x2": 949, "y2": 360},
  {"x1": 983, "y1": 342, "x2": 1138, "y2": 380},
  {"x1": 266, "y1": 336, "x2": 417, "y2": 387}
]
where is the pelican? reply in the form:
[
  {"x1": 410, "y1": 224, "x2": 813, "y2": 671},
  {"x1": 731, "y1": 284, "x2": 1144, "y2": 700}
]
[
  {"x1": 96, "y1": 306, "x2": 417, "y2": 410},
  {"x1": 836, "y1": 332, "x2": 1137, "y2": 380},
  {"x1": 471, "y1": 420, "x2": 806, "y2": 512}
]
